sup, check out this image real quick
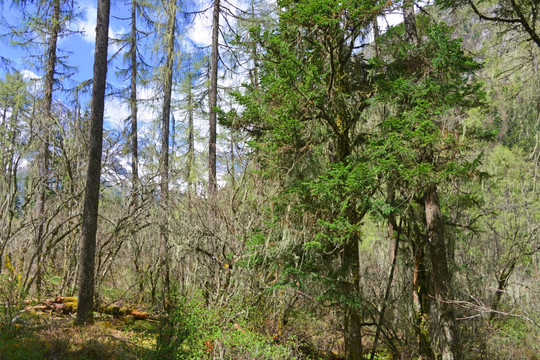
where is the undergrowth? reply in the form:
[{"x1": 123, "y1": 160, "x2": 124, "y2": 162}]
[{"x1": 154, "y1": 295, "x2": 305, "y2": 359}]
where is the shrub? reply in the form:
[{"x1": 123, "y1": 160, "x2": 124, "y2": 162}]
[{"x1": 151, "y1": 295, "x2": 303, "y2": 359}]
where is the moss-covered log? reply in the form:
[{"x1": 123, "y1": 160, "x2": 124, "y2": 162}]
[{"x1": 25, "y1": 297, "x2": 148, "y2": 320}]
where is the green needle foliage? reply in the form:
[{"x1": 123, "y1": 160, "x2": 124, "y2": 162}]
[
  {"x1": 372, "y1": 22, "x2": 484, "y2": 189},
  {"x1": 225, "y1": 1, "x2": 486, "y2": 356}
]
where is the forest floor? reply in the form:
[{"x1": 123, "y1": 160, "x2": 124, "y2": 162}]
[
  {"x1": 0, "y1": 295, "x2": 347, "y2": 359},
  {"x1": 0, "y1": 311, "x2": 157, "y2": 360}
]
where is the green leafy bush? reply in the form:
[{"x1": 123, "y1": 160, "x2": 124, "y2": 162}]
[{"x1": 151, "y1": 296, "x2": 303, "y2": 359}]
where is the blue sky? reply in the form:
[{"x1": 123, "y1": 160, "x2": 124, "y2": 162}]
[
  {"x1": 0, "y1": 0, "x2": 406, "y2": 132},
  {"x1": 1, "y1": 0, "x2": 136, "y2": 129},
  {"x1": 0, "y1": 0, "x2": 217, "y2": 129},
  {"x1": 0, "y1": 0, "x2": 408, "y2": 185},
  {"x1": 1, "y1": 1, "x2": 125, "y2": 83}
]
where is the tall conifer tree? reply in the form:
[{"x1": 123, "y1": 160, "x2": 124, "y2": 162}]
[
  {"x1": 158, "y1": 0, "x2": 177, "y2": 308},
  {"x1": 76, "y1": 0, "x2": 111, "y2": 325},
  {"x1": 208, "y1": 0, "x2": 220, "y2": 203}
]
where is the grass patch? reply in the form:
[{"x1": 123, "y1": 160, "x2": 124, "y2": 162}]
[{"x1": 0, "y1": 314, "x2": 156, "y2": 360}]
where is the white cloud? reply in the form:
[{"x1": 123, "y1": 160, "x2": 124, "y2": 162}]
[
  {"x1": 20, "y1": 69, "x2": 40, "y2": 81},
  {"x1": 78, "y1": 4, "x2": 97, "y2": 43},
  {"x1": 104, "y1": 85, "x2": 159, "y2": 129},
  {"x1": 104, "y1": 97, "x2": 130, "y2": 128},
  {"x1": 186, "y1": 0, "x2": 245, "y2": 47},
  {"x1": 78, "y1": 3, "x2": 124, "y2": 51},
  {"x1": 20, "y1": 69, "x2": 42, "y2": 93},
  {"x1": 186, "y1": 2, "x2": 213, "y2": 47}
]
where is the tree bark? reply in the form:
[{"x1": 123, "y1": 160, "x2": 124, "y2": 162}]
[
  {"x1": 412, "y1": 232, "x2": 434, "y2": 359},
  {"x1": 344, "y1": 307, "x2": 363, "y2": 360},
  {"x1": 130, "y1": 0, "x2": 139, "y2": 207},
  {"x1": 76, "y1": 0, "x2": 110, "y2": 325},
  {"x1": 343, "y1": 238, "x2": 363, "y2": 360},
  {"x1": 490, "y1": 260, "x2": 516, "y2": 321},
  {"x1": 372, "y1": 15, "x2": 380, "y2": 56},
  {"x1": 187, "y1": 58, "x2": 195, "y2": 198},
  {"x1": 158, "y1": 0, "x2": 177, "y2": 309},
  {"x1": 208, "y1": 0, "x2": 220, "y2": 203},
  {"x1": 403, "y1": 0, "x2": 419, "y2": 46},
  {"x1": 369, "y1": 218, "x2": 401, "y2": 360},
  {"x1": 424, "y1": 184, "x2": 460, "y2": 360},
  {"x1": 33, "y1": 0, "x2": 60, "y2": 297}
]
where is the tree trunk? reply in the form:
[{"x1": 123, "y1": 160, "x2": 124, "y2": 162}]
[
  {"x1": 130, "y1": 0, "x2": 139, "y2": 207},
  {"x1": 208, "y1": 0, "x2": 220, "y2": 203},
  {"x1": 343, "y1": 238, "x2": 363, "y2": 360},
  {"x1": 344, "y1": 307, "x2": 363, "y2": 360},
  {"x1": 187, "y1": 59, "x2": 195, "y2": 198},
  {"x1": 369, "y1": 218, "x2": 401, "y2": 360},
  {"x1": 250, "y1": 1, "x2": 259, "y2": 90},
  {"x1": 205, "y1": 0, "x2": 221, "y2": 300},
  {"x1": 402, "y1": 4, "x2": 451, "y2": 358},
  {"x1": 76, "y1": 0, "x2": 110, "y2": 325},
  {"x1": 490, "y1": 260, "x2": 516, "y2": 321},
  {"x1": 159, "y1": 0, "x2": 177, "y2": 309},
  {"x1": 424, "y1": 184, "x2": 460, "y2": 360},
  {"x1": 403, "y1": 0, "x2": 419, "y2": 46},
  {"x1": 412, "y1": 233, "x2": 434, "y2": 359},
  {"x1": 33, "y1": 0, "x2": 60, "y2": 298},
  {"x1": 229, "y1": 133, "x2": 235, "y2": 188},
  {"x1": 128, "y1": 0, "x2": 143, "y2": 305},
  {"x1": 372, "y1": 16, "x2": 380, "y2": 56}
]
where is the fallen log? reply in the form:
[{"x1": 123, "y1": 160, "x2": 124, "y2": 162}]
[
  {"x1": 129, "y1": 310, "x2": 148, "y2": 320},
  {"x1": 23, "y1": 297, "x2": 149, "y2": 320}
]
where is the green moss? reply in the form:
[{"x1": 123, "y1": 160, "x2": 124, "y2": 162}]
[
  {"x1": 60, "y1": 297, "x2": 78, "y2": 304},
  {"x1": 64, "y1": 302, "x2": 77, "y2": 313}
]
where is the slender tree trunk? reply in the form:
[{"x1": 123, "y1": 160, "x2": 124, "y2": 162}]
[
  {"x1": 129, "y1": 0, "x2": 144, "y2": 304},
  {"x1": 76, "y1": 0, "x2": 110, "y2": 325},
  {"x1": 229, "y1": 133, "x2": 235, "y2": 188},
  {"x1": 205, "y1": 0, "x2": 221, "y2": 299},
  {"x1": 424, "y1": 184, "x2": 460, "y2": 360},
  {"x1": 208, "y1": 0, "x2": 220, "y2": 203},
  {"x1": 0, "y1": 107, "x2": 20, "y2": 276},
  {"x1": 370, "y1": 218, "x2": 401, "y2": 360},
  {"x1": 0, "y1": 108, "x2": 8, "y2": 273},
  {"x1": 343, "y1": 237, "x2": 363, "y2": 360},
  {"x1": 490, "y1": 260, "x2": 516, "y2": 321},
  {"x1": 372, "y1": 15, "x2": 380, "y2": 56},
  {"x1": 130, "y1": 0, "x2": 139, "y2": 207},
  {"x1": 403, "y1": 0, "x2": 418, "y2": 46},
  {"x1": 250, "y1": 1, "x2": 259, "y2": 90},
  {"x1": 60, "y1": 87, "x2": 82, "y2": 295},
  {"x1": 412, "y1": 231, "x2": 434, "y2": 359},
  {"x1": 33, "y1": 0, "x2": 60, "y2": 298},
  {"x1": 187, "y1": 67, "x2": 195, "y2": 198},
  {"x1": 158, "y1": 0, "x2": 177, "y2": 309}
]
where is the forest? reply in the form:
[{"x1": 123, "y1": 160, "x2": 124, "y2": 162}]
[{"x1": 0, "y1": 0, "x2": 538, "y2": 359}]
